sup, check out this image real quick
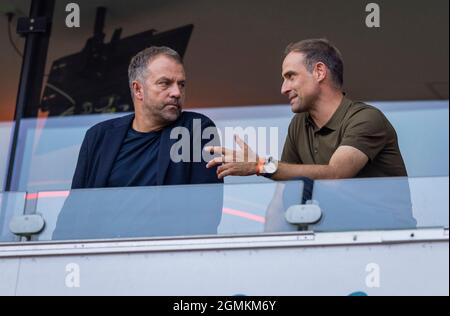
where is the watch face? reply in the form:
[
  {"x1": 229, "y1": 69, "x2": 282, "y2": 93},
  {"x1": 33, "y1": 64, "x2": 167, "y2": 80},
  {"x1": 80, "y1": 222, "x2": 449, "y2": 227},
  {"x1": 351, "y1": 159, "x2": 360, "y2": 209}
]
[{"x1": 264, "y1": 162, "x2": 277, "y2": 174}]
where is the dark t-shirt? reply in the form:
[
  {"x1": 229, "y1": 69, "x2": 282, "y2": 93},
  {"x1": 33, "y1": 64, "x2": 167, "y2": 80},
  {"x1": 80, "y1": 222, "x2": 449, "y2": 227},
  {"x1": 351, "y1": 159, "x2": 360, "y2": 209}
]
[
  {"x1": 281, "y1": 97, "x2": 408, "y2": 178},
  {"x1": 107, "y1": 128, "x2": 161, "y2": 187}
]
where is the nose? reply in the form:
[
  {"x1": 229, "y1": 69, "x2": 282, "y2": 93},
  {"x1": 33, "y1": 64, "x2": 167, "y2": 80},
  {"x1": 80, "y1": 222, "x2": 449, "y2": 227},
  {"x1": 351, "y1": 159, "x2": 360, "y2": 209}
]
[
  {"x1": 169, "y1": 83, "x2": 182, "y2": 99},
  {"x1": 281, "y1": 79, "x2": 290, "y2": 96}
]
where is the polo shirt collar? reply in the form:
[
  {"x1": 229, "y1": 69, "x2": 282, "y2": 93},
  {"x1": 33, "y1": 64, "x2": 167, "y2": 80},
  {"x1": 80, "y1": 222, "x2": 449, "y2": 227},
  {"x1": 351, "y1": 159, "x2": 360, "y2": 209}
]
[{"x1": 306, "y1": 96, "x2": 352, "y2": 131}]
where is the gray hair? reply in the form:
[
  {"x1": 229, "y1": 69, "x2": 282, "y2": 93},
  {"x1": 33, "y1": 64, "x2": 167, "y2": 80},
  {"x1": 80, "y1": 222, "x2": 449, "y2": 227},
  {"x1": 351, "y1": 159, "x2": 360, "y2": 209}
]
[
  {"x1": 285, "y1": 39, "x2": 344, "y2": 88},
  {"x1": 128, "y1": 46, "x2": 183, "y2": 93}
]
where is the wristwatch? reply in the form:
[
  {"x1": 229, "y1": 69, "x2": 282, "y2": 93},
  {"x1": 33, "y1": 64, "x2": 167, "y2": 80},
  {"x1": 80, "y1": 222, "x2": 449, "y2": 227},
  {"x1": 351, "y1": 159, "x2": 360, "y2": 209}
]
[{"x1": 257, "y1": 156, "x2": 279, "y2": 178}]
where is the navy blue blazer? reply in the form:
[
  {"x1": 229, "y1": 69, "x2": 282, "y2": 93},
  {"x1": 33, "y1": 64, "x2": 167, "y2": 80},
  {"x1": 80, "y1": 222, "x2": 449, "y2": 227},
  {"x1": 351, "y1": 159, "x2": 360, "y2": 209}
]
[{"x1": 72, "y1": 111, "x2": 223, "y2": 189}]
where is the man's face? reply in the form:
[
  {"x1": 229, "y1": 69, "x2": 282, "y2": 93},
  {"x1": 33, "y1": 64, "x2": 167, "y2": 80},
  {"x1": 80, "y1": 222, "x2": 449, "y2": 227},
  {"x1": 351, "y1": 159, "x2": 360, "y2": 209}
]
[
  {"x1": 281, "y1": 52, "x2": 320, "y2": 113},
  {"x1": 139, "y1": 55, "x2": 186, "y2": 124}
]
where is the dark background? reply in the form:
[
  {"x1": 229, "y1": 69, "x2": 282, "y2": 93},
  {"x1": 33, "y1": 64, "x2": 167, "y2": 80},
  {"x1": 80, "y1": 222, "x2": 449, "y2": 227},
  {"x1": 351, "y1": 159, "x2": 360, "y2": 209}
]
[{"x1": 0, "y1": 0, "x2": 448, "y2": 121}]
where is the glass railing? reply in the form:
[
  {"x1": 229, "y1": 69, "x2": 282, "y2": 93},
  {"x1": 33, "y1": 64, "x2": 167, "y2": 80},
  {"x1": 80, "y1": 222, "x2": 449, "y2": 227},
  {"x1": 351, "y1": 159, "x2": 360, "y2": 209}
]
[
  {"x1": 309, "y1": 177, "x2": 448, "y2": 232},
  {"x1": 28, "y1": 176, "x2": 450, "y2": 242},
  {"x1": 34, "y1": 180, "x2": 306, "y2": 241},
  {"x1": 0, "y1": 192, "x2": 26, "y2": 243},
  {"x1": 0, "y1": 121, "x2": 15, "y2": 191},
  {"x1": 0, "y1": 176, "x2": 447, "y2": 243},
  {"x1": 6, "y1": 101, "x2": 449, "y2": 192}
]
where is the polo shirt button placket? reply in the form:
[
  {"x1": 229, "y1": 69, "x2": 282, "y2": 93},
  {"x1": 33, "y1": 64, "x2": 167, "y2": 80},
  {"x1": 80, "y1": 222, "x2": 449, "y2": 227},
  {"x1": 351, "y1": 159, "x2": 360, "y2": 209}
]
[{"x1": 314, "y1": 132, "x2": 319, "y2": 155}]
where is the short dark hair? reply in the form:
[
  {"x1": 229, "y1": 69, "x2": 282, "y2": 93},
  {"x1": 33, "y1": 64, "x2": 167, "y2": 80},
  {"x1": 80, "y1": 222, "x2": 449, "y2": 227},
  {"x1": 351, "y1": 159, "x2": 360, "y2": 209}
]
[
  {"x1": 285, "y1": 39, "x2": 344, "y2": 88},
  {"x1": 128, "y1": 46, "x2": 182, "y2": 91}
]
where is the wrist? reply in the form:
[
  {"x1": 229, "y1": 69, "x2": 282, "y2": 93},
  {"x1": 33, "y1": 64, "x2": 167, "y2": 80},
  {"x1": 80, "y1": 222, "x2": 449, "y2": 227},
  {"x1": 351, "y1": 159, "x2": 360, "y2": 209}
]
[
  {"x1": 256, "y1": 156, "x2": 279, "y2": 178},
  {"x1": 256, "y1": 157, "x2": 266, "y2": 176}
]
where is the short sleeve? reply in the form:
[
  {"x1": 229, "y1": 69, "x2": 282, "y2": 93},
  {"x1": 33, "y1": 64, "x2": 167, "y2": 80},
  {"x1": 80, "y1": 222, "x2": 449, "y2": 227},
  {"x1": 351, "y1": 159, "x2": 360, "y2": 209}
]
[{"x1": 340, "y1": 108, "x2": 389, "y2": 161}]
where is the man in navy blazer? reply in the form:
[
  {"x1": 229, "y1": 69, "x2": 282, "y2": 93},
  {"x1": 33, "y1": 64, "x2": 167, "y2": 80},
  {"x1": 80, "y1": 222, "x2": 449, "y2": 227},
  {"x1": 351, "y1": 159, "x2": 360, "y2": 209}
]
[
  {"x1": 72, "y1": 111, "x2": 222, "y2": 189},
  {"x1": 54, "y1": 47, "x2": 223, "y2": 240},
  {"x1": 72, "y1": 46, "x2": 222, "y2": 189}
]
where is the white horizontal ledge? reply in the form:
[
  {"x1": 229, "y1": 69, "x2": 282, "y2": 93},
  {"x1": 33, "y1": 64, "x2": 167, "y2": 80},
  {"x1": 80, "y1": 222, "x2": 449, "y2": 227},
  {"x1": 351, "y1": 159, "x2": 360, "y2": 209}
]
[{"x1": 0, "y1": 228, "x2": 448, "y2": 258}]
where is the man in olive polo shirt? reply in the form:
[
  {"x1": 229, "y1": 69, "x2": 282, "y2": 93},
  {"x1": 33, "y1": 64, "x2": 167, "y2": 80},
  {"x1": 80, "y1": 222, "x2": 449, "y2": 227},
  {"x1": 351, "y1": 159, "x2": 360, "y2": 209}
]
[
  {"x1": 281, "y1": 96, "x2": 407, "y2": 178},
  {"x1": 206, "y1": 39, "x2": 407, "y2": 181}
]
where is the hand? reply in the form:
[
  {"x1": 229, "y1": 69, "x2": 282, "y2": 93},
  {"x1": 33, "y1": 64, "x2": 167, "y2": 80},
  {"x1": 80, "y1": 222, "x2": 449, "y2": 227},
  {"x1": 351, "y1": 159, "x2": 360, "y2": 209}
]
[{"x1": 205, "y1": 135, "x2": 261, "y2": 180}]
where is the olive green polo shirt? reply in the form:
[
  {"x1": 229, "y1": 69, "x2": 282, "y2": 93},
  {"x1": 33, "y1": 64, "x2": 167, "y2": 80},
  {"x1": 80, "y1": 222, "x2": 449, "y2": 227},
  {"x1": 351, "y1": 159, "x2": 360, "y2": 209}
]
[{"x1": 281, "y1": 97, "x2": 408, "y2": 178}]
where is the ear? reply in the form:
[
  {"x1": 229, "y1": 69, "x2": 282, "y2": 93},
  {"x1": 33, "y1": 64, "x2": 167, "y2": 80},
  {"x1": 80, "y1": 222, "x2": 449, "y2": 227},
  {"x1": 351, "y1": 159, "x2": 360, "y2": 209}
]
[
  {"x1": 132, "y1": 81, "x2": 144, "y2": 101},
  {"x1": 313, "y1": 62, "x2": 327, "y2": 84}
]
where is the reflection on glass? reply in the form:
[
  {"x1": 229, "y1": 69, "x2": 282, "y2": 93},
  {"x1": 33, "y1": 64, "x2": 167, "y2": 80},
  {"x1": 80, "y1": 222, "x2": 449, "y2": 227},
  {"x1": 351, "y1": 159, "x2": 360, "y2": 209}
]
[
  {"x1": 31, "y1": 177, "x2": 448, "y2": 242},
  {"x1": 52, "y1": 184, "x2": 224, "y2": 240},
  {"x1": 10, "y1": 102, "x2": 449, "y2": 193},
  {"x1": 0, "y1": 122, "x2": 14, "y2": 191},
  {"x1": 311, "y1": 177, "x2": 417, "y2": 232},
  {"x1": 36, "y1": 181, "x2": 307, "y2": 241},
  {"x1": 0, "y1": 192, "x2": 26, "y2": 242},
  {"x1": 408, "y1": 177, "x2": 449, "y2": 228}
]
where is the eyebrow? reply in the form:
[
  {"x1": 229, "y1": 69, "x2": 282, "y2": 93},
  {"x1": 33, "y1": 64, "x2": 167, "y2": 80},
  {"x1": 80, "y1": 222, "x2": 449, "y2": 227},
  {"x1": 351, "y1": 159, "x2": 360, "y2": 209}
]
[
  {"x1": 156, "y1": 77, "x2": 186, "y2": 84},
  {"x1": 283, "y1": 71, "x2": 296, "y2": 79},
  {"x1": 156, "y1": 76, "x2": 172, "y2": 82}
]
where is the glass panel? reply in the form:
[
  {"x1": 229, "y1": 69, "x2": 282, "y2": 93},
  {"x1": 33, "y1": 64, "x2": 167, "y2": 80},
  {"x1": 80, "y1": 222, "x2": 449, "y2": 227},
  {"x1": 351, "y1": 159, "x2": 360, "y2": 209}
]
[
  {"x1": 0, "y1": 192, "x2": 27, "y2": 243},
  {"x1": 10, "y1": 101, "x2": 450, "y2": 192},
  {"x1": 0, "y1": 122, "x2": 14, "y2": 191},
  {"x1": 378, "y1": 102, "x2": 449, "y2": 177},
  {"x1": 11, "y1": 114, "x2": 123, "y2": 192},
  {"x1": 408, "y1": 177, "x2": 449, "y2": 228},
  {"x1": 30, "y1": 176, "x2": 450, "y2": 242},
  {"x1": 34, "y1": 180, "x2": 307, "y2": 241},
  {"x1": 1, "y1": 1, "x2": 30, "y2": 191},
  {"x1": 310, "y1": 177, "x2": 449, "y2": 232}
]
